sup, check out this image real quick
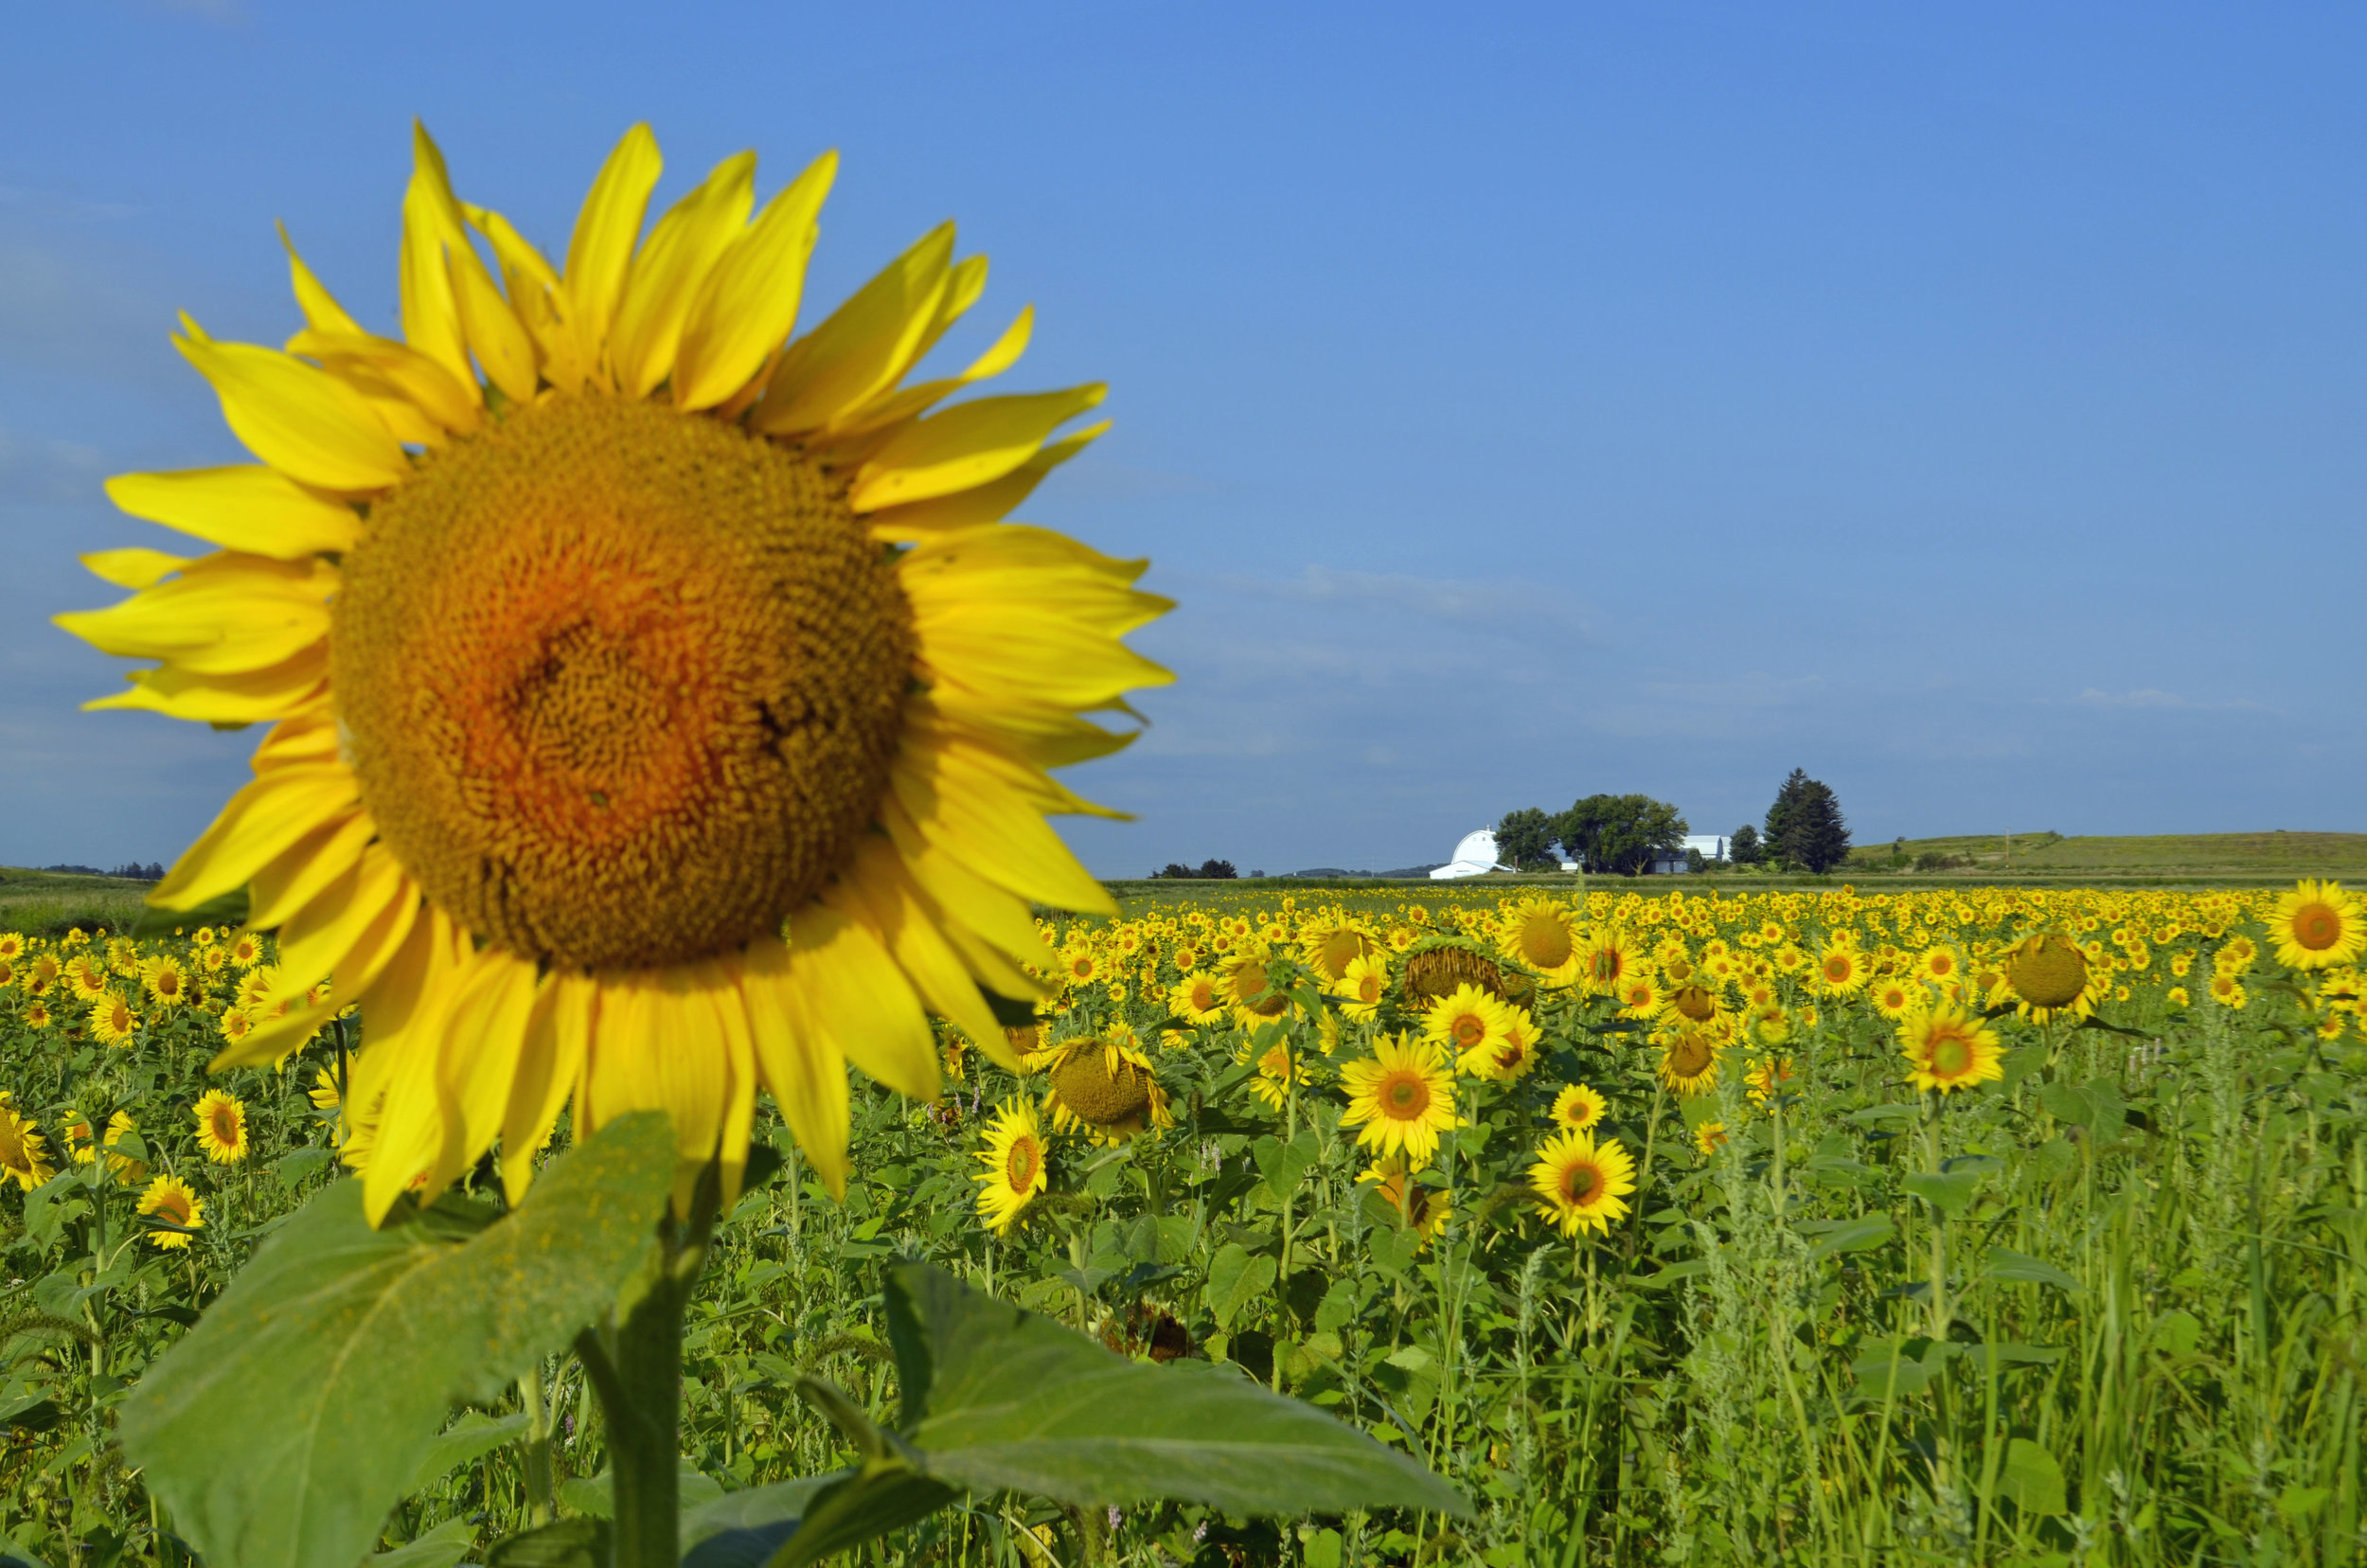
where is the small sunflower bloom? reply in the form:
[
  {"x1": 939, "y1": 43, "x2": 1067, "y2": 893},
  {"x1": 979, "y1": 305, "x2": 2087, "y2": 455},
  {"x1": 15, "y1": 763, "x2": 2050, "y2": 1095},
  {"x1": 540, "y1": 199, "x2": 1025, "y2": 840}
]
[
  {"x1": 1527, "y1": 1130, "x2": 1637, "y2": 1238},
  {"x1": 194, "y1": 1089, "x2": 251, "y2": 1164}
]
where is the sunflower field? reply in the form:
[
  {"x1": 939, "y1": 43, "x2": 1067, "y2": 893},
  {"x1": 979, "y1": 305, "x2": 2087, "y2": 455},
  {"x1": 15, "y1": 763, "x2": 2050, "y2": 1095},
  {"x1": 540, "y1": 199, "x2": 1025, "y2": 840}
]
[{"x1": 0, "y1": 878, "x2": 2360, "y2": 1567}]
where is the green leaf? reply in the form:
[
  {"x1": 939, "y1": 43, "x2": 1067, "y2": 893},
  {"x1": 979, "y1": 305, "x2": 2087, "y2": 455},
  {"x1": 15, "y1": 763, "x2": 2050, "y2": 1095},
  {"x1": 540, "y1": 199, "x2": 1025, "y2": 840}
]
[
  {"x1": 1902, "y1": 1170, "x2": 1982, "y2": 1216},
  {"x1": 680, "y1": 1478, "x2": 837, "y2": 1568},
  {"x1": 1984, "y1": 1249, "x2": 2080, "y2": 1293},
  {"x1": 133, "y1": 887, "x2": 247, "y2": 935},
  {"x1": 1999, "y1": 1437, "x2": 2068, "y2": 1515},
  {"x1": 761, "y1": 1469, "x2": 956, "y2": 1568},
  {"x1": 2038, "y1": 1082, "x2": 2094, "y2": 1126},
  {"x1": 1851, "y1": 1339, "x2": 1954, "y2": 1399},
  {"x1": 406, "y1": 1410, "x2": 532, "y2": 1495},
  {"x1": 1252, "y1": 1132, "x2": 1318, "y2": 1201},
  {"x1": 883, "y1": 1260, "x2": 1469, "y2": 1518},
  {"x1": 484, "y1": 1517, "x2": 610, "y2": 1568},
  {"x1": 1204, "y1": 1243, "x2": 1277, "y2": 1329},
  {"x1": 1806, "y1": 1214, "x2": 1895, "y2": 1260},
  {"x1": 365, "y1": 1518, "x2": 474, "y2": 1568},
  {"x1": 2276, "y1": 1486, "x2": 2333, "y2": 1520},
  {"x1": 2149, "y1": 1310, "x2": 2203, "y2": 1358},
  {"x1": 275, "y1": 1148, "x2": 338, "y2": 1191},
  {"x1": 117, "y1": 1113, "x2": 676, "y2": 1568}
]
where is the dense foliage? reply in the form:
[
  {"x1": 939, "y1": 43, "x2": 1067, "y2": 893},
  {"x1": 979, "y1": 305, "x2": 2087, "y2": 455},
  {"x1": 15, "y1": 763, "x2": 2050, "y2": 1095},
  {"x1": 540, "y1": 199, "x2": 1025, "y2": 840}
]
[{"x1": 2, "y1": 879, "x2": 2363, "y2": 1566}]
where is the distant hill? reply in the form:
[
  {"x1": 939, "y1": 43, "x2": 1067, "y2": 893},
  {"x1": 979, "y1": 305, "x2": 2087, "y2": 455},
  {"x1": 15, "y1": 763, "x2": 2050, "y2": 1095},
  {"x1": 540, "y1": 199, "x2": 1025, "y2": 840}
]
[{"x1": 1846, "y1": 831, "x2": 2367, "y2": 875}]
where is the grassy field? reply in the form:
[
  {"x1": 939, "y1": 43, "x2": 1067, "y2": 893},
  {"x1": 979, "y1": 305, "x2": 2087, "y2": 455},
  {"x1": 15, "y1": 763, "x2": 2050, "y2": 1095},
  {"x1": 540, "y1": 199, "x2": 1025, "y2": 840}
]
[
  {"x1": 0, "y1": 867, "x2": 153, "y2": 937},
  {"x1": 1845, "y1": 831, "x2": 2367, "y2": 877},
  {"x1": 4, "y1": 878, "x2": 2362, "y2": 1565}
]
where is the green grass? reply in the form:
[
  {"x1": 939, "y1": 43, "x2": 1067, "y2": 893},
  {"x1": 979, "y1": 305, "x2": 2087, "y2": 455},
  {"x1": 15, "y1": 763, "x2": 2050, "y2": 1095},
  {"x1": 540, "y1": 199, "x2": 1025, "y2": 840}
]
[
  {"x1": 1848, "y1": 831, "x2": 2367, "y2": 875},
  {"x1": 0, "y1": 866, "x2": 154, "y2": 937}
]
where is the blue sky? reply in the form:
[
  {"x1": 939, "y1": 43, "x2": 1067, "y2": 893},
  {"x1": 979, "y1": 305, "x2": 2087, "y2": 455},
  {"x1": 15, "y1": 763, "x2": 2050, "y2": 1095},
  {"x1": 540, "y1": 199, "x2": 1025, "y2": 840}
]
[{"x1": 3, "y1": 2, "x2": 2360, "y2": 878}]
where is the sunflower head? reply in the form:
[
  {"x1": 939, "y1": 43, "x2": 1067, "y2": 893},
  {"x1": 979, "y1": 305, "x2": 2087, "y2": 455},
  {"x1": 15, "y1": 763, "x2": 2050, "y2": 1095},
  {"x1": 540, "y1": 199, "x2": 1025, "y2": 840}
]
[
  {"x1": 138, "y1": 1174, "x2": 205, "y2": 1250},
  {"x1": 1043, "y1": 1037, "x2": 1166, "y2": 1142},
  {"x1": 1526, "y1": 1129, "x2": 1637, "y2": 1238},
  {"x1": 61, "y1": 123, "x2": 1171, "y2": 1221},
  {"x1": 1655, "y1": 1026, "x2": 1720, "y2": 1096},
  {"x1": 2005, "y1": 933, "x2": 2090, "y2": 1010},
  {"x1": 1400, "y1": 936, "x2": 1516, "y2": 1007},
  {"x1": 2270, "y1": 880, "x2": 2364, "y2": 971},
  {"x1": 1899, "y1": 1007, "x2": 2004, "y2": 1095}
]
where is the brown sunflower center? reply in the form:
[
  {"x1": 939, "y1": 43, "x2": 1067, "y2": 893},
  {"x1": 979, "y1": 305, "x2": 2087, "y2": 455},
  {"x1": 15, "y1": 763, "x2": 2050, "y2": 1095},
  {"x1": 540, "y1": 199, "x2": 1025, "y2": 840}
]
[
  {"x1": 1450, "y1": 1011, "x2": 1487, "y2": 1048},
  {"x1": 1383, "y1": 1073, "x2": 1429, "y2": 1119},
  {"x1": 1315, "y1": 929, "x2": 1371, "y2": 980},
  {"x1": 2293, "y1": 904, "x2": 2340, "y2": 950},
  {"x1": 1928, "y1": 1030, "x2": 1974, "y2": 1078},
  {"x1": 335, "y1": 393, "x2": 913, "y2": 970},
  {"x1": 1672, "y1": 985, "x2": 1717, "y2": 1022},
  {"x1": 1005, "y1": 1137, "x2": 1040, "y2": 1191},
  {"x1": 1562, "y1": 1162, "x2": 1600, "y2": 1203}
]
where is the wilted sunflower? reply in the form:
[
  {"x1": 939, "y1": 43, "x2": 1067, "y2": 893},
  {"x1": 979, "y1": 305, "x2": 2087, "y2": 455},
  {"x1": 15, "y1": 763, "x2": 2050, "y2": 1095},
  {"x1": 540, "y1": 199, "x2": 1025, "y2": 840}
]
[
  {"x1": 2269, "y1": 880, "x2": 2363, "y2": 971},
  {"x1": 138, "y1": 1174, "x2": 205, "y2": 1250},
  {"x1": 972, "y1": 1097, "x2": 1047, "y2": 1236},
  {"x1": 1339, "y1": 1034, "x2": 1459, "y2": 1166},
  {"x1": 193, "y1": 1089, "x2": 250, "y2": 1164},
  {"x1": 1038, "y1": 1034, "x2": 1170, "y2": 1143},
  {"x1": 1526, "y1": 1130, "x2": 1636, "y2": 1238},
  {"x1": 1654, "y1": 1026, "x2": 1720, "y2": 1096},
  {"x1": 0, "y1": 1095, "x2": 55, "y2": 1191},
  {"x1": 58, "y1": 123, "x2": 1170, "y2": 1221},
  {"x1": 1549, "y1": 1082, "x2": 1608, "y2": 1133},
  {"x1": 1662, "y1": 983, "x2": 1723, "y2": 1027},
  {"x1": 1399, "y1": 935, "x2": 1517, "y2": 1006},
  {"x1": 1899, "y1": 1007, "x2": 2003, "y2": 1095}
]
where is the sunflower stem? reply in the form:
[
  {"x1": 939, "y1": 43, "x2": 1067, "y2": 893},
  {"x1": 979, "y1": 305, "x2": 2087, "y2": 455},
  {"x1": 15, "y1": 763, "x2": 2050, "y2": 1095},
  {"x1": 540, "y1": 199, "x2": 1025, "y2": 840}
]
[{"x1": 579, "y1": 1168, "x2": 719, "y2": 1568}]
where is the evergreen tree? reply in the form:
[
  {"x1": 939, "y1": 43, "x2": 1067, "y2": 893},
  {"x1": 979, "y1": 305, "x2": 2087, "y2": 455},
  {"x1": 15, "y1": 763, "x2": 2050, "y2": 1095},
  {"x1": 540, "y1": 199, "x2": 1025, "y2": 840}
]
[
  {"x1": 1729, "y1": 824, "x2": 1762, "y2": 864},
  {"x1": 1764, "y1": 770, "x2": 1850, "y2": 873},
  {"x1": 1494, "y1": 807, "x2": 1560, "y2": 870}
]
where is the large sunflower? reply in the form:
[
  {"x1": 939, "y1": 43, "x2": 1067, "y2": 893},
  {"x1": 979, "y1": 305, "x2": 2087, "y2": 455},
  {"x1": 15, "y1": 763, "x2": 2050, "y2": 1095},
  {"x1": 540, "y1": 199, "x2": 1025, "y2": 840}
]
[
  {"x1": 58, "y1": 125, "x2": 1169, "y2": 1221},
  {"x1": 1339, "y1": 1034, "x2": 1459, "y2": 1167},
  {"x1": 1526, "y1": 1130, "x2": 1636, "y2": 1238},
  {"x1": 2269, "y1": 880, "x2": 2364, "y2": 971}
]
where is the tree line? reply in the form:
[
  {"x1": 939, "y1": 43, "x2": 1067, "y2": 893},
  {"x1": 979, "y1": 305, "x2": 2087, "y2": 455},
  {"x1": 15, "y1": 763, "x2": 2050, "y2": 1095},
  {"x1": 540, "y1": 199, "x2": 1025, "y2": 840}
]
[{"x1": 1496, "y1": 768, "x2": 1851, "y2": 877}]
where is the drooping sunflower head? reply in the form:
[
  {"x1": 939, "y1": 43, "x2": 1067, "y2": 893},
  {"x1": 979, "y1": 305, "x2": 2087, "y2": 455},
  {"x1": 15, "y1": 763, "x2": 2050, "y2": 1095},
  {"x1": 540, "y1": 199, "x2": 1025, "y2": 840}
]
[
  {"x1": 1526, "y1": 1130, "x2": 1637, "y2": 1238},
  {"x1": 59, "y1": 123, "x2": 1172, "y2": 1222},
  {"x1": 1221, "y1": 952, "x2": 1291, "y2": 1023},
  {"x1": 1399, "y1": 936, "x2": 1518, "y2": 1007},
  {"x1": 2269, "y1": 880, "x2": 2364, "y2": 971},
  {"x1": 1041, "y1": 1036, "x2": 1169, "y2": 1144},
  {"x1": 1664, "y1": 983, "x2": 1722, "y2": 1025}
]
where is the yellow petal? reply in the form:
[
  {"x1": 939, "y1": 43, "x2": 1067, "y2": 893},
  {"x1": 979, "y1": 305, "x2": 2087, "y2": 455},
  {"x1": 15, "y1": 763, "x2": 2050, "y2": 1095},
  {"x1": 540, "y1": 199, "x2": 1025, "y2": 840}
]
[
  {"x1": 672, "y1": 150, "x2": 837, "y2": 410},
  {"x1": 829, "y1": 303, "x2": 1036, "y2": 440},
  {"x1": 243, "y1": 810, "x2": 377, "y2": 929},
  {"x1": 400, "y1": 122, "x2": 474, "y2": 392},
  {"x1": 80, "y1": 547, "x2": 189, "y2": 590},
  {"x1": 277, "y1": 223, "x2": 365, "y2": 336},
  {"x1": 864, "y1": 420, "x2": 1105, "y2": 541},
  {"x1": 148, "y1": 760, "x2": 358, "y2": 909},
  {"x1": 468, "y1": 204, "x2": 578, "y2": 391},
  {"x1": 85, "y1": 645, "x2": 328, "y2": 724},
  {"x1": 55, "y1": 554, "x2": 334, "y2": 673},
  {"x1": 583, "y1": 965, "x2": 738, "y2": 1215},
  {"x1": 105, "y1": 466, "x2": 362, "y2": 558},
  {"x1": 266, "y1": 842, "x2": 413, "y2": 1002},
  {"x1": 562, "y1": 124, "x2": 663, "y2": 374},
  {"x1": 286, "y1": 330, "x2": 482, "y2": 437},
  {"x1": 438, "y1": 953, "x2": 542, "y2": 1196},
  {"x1": 889, "y1": 730, "x2": 1114, "y2": 915},
  {"x1": 607, "y1": 151, "x2": 756, "y2": 398},
  {"x1": 749, "y1": 223, "x2": 954, "y2": 437},
  {"x1": 173, "y1": 332, "x2": 407, "y2": 491},
  {"x1": 822, "y1": 834, "x2": 1008, "y2": 1060},
  {"x1": 739, "y1": 939, "x2": 851, "y2": 1198},
  {"x1": 500, "y1": 971, "x2": 592, "y2": 1203},
  {"x1": 850, "y1": 383, "x2": 1106, "y2": 511},
  {"x1": 448, "y1": 238, "x2": 540, "y2": 405},
  {"x1": 786, "y1": 904, "x2": 938, "y2": 1100}
]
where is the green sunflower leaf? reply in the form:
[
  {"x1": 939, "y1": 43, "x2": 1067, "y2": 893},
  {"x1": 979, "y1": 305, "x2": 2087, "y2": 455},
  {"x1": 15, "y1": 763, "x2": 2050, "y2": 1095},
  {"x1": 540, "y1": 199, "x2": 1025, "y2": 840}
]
[
  {"x1": 881, "y1": 1259, "x2": 1469, "y2": 1518},
  {"x1": 116, "y1": 1112, "x2": 676, "y2": 1568}
]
